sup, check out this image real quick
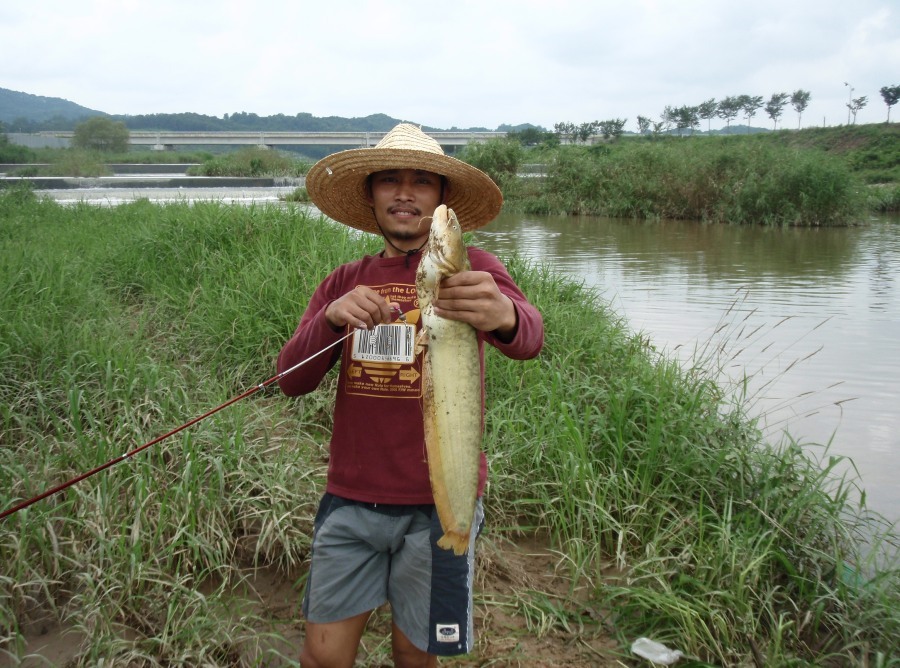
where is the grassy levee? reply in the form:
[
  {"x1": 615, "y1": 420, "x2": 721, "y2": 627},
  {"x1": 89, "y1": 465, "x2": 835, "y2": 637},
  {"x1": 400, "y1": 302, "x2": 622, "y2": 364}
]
[{"x1": 1, "y1": 188, "x2": 898, "y2": 665}]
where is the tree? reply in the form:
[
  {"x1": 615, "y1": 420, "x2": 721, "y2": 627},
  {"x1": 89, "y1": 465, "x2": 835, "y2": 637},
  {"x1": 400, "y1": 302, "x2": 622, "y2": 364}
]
[
  {"x1": 636, "y1": 115, "x2": 652, "y2": 135},
  {"x1": 790, "y1": 89, "x2": 811, "y2": 128},
  {"x1": 507, "y1": 127, "x2": 550, "y2": 146},
  {"x1": 717, "y1": 96, "x2": 742, "y2": 133},
  {"x1": 660, "y1": 106, "x2": 677, "y2": 133},
  {"x1": 72, "y1": 116, "x2": 130, "y2": 152},
  {"x1": 553, "y1": 121, "x2": 577, "y2": 144},
  {"x1": 698, "y1": 98, "x2": 718, "y2": 133},
  {"x1": 848, "y1": 96, "x2": 868, "y2": 124},
  {"x1": 738, "y1": 95, "x2": 764, "y2": 133},
  {"x1": 765, "y1": 92, "x2": 789, "y2": 130},
  {"x1": 598, "y1": 118, "x2": 627, "y2": 139},
  {"x1": 879, "y1": 85, "x2": 900, "y2": 122},
  {"x1": 673, "y1": 105, "x2": 700, "y2": 136},
  {"x1": 576, "y1": 121, "x2": 600, "y2": 143}
]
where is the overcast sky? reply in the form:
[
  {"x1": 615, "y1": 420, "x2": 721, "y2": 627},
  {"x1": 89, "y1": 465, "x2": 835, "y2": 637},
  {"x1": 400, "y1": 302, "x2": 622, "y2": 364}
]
[{"x1": 2, "y1": 0, "x2": 897, "y2": 131}]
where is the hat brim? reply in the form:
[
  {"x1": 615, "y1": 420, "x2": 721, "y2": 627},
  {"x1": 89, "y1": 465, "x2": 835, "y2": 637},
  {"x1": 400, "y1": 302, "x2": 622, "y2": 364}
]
[{"x1": 305, "y1": 146, "x2": 503, "y2": 234}]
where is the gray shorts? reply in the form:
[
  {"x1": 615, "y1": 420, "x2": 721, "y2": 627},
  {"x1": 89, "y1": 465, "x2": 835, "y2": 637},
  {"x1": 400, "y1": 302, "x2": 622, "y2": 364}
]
[{"x1": 302, "y1": 493, "x2": 484, "y2": 656}]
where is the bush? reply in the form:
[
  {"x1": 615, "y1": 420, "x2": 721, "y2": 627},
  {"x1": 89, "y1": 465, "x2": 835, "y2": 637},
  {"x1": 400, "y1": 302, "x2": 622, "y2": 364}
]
[
  {"x1": 187, "y1": 147, "x2": 309, "y2": 177},
  {"x1": 0, "y1": 134, "x2": 36, "y2": 163},
  {"x1": 72, "y1": 116, "x2": 130, "y2": 153},
  {"x1": 458, "y1": 138, "x2": 524, "y2": 184},
  {"x1": 10, "y1": 150, "x2": 111, "y2": 177},
  {"x1": 505, "y1": 138, "x2": 866, "y2": 225}
]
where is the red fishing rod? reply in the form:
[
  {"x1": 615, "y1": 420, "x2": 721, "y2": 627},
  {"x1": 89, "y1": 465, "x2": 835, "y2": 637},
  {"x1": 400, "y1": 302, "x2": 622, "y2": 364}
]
[{"x1": 0, "y1": 329, "x2": 358, "y2": 522}]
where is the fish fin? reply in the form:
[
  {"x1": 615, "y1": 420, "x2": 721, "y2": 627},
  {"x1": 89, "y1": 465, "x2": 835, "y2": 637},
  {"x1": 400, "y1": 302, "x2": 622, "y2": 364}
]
[
  {"x1": 415, "y1": 326, "x2": 429, "y2": 355},
  {"x1": 437, "y1": 530, "x2": 470, "y2": 556}
]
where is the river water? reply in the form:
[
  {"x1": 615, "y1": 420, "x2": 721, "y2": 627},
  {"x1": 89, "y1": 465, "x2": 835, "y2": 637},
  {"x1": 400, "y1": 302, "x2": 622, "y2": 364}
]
[
  {"x1": 34, "y1": 185, "x2": 899, "y2": 524},
  {"x1": 474, "y1": 212, "x2": 900, "y2": 525}
]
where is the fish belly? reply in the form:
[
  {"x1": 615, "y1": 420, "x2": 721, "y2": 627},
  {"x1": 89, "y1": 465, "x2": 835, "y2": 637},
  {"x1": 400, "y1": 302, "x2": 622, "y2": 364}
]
[{"x1": 421, "y1": 309, "x2": 481, "y2": 555}]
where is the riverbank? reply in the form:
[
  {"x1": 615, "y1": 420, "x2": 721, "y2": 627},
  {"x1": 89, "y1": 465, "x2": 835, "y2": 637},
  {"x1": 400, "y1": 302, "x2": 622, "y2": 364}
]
[
  {"x1": 1, "y1": 190, "x2": 896, "y2": 665},
  {"x1": 459, "y1": 123, "x2": 900, "y2": 222}
]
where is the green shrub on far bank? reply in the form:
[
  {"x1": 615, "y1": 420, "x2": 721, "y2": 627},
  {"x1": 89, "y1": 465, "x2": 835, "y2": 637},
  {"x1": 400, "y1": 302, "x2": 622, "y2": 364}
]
[
  {"x1": 457, "y1": 137, "x2": 525, "y2": 185},
  {"x1": 9, "y1": 149, "x2": 112, "y2": 177},
  {"x1": 867, "y1": 184, "x2": 900, "y2": 212},
  {"x1": 0, "y1": 134, "x2": 36, "y2": 163},
  {"x1": 498, "y1": 138, "x2": 866, "y2": 225},
  {"x1": 100, "y1": 149, "x2": 214, "y2": 164},
  {"x1": 281, "y1": 186, "x2": 310, "y2": 202},
  {"x1": 187, "y1": 146, "x2": 309, "y2": 177},
  {"x1": 0, "y1": 143, "x2": 213, "y2": 166}
]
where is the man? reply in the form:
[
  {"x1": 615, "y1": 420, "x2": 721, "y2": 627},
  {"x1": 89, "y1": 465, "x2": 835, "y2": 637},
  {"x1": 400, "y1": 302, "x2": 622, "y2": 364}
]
[{"x1": 277, "y1": 123, "x2": 544, "y2": 667}]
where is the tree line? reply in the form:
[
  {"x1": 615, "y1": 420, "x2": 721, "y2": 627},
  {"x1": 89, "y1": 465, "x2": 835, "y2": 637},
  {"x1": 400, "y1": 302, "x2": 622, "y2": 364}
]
[
  {"x1": 0, "y1": 110, "x2": 470, "y2": 135},
  {"x1": 3, "y1": 85, "x2": 898, "y2": 141},
  {"x1": 539, "y1": 85, "x2": 900, "y2": 145}
]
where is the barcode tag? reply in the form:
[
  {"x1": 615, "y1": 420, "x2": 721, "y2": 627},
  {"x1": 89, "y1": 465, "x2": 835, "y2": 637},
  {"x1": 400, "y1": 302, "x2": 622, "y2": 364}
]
[{"x1": 350, "y1": 323, "x2": 416, "y2": 364}]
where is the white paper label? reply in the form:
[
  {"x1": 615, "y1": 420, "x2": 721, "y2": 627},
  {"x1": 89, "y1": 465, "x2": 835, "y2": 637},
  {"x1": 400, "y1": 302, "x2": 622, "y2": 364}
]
[{"x1": 350, "y1": 323, "x2": 415, "y2": 364}]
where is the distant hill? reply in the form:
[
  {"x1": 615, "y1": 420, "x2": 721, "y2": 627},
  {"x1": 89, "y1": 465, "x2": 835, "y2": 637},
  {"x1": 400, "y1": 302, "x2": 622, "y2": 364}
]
[
  {"x1": 0, "y1": 88, "x2": 512, "y2": 133},
  {"x1": 116, "y1": 110, "x2": 429, "y2": 133},
  {"x1": 0, "y1": 88, "x2": 106, "y2": 126}
]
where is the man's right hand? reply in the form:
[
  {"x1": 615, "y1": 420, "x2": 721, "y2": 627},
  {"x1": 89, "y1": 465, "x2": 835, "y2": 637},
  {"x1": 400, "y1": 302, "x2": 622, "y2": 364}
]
[{"x1": 325, "y1": 285, "x2": 396, "y2": 331}]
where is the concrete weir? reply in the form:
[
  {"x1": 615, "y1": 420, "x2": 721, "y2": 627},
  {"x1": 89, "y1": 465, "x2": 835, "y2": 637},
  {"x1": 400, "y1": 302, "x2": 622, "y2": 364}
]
[
  {"x1": 1, "y1": 176, "x2": 285, "y2": 189},
  {"x1": 0, "y1": 164, "x2": 305, "y2": 190}
]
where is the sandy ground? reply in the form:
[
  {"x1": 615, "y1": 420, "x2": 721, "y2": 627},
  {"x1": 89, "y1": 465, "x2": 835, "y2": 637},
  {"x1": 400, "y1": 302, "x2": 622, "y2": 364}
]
[{"x1": 9, "y1": 537, "x2": 631, "y2": 667}]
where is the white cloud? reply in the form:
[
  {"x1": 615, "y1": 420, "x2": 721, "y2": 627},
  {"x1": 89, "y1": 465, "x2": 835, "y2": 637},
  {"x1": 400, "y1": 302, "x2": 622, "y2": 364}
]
[{"x1": 2, "y1": 0, "x2": 897, "y2": 129}]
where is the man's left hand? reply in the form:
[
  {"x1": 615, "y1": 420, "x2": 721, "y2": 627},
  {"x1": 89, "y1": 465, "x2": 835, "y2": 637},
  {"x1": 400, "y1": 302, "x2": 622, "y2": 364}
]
[{"x1": 433, "y1": 271, "x2": 518, "y2": 341}]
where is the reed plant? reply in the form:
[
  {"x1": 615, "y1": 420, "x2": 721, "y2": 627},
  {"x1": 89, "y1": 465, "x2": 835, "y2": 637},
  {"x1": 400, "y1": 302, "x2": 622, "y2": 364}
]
[
  {"x1": 7, "y1": 149, "x2": 112, "y2": 177},
  {"x1": 501, "y1": 138, "x2": 866, "y2": 225},
  {"x1": 186, "y1": 147, "x2": 310, "y2": 178},
  {"x1": 867, "y1": 184, "x2": 900, "y2": 213},
  {"x1": 0, "y1": 188, "x2": 897, "y2": 665}
]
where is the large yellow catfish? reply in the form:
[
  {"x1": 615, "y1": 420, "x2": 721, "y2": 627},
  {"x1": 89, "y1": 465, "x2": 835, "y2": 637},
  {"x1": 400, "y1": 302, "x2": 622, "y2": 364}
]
[{"x1": 415, "y1": 204, "x2": 481, "y2": 555}]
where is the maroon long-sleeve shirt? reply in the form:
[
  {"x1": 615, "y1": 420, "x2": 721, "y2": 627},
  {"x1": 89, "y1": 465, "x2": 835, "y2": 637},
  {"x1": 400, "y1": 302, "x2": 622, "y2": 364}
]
[{"x1": 277, "y1": 247, "x2": 544, "y2": 505}]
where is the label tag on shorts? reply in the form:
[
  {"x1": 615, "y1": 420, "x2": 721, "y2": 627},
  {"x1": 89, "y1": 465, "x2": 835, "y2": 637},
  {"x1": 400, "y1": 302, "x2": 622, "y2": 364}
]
[
  {"x1": 350, "y1": 323, "x2": 415, "y2": 364},
  {"x1": 435, "y1": 623, "x2": 460, "y2": 643}
]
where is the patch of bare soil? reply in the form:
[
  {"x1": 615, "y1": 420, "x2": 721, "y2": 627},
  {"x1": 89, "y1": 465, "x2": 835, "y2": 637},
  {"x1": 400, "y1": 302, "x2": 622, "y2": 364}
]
[{"x1": 10, "y1": 536, "x2": 630, "y2": 667}]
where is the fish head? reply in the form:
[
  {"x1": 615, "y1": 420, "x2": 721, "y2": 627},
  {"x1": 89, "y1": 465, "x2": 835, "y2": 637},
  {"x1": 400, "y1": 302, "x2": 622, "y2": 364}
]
[{"x1": 427, "y1": 205, "x2": 469, "y2": 272}]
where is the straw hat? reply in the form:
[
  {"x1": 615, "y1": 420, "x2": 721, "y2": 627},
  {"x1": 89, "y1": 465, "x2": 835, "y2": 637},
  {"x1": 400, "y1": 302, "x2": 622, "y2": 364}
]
[{"x1": 304, "y1": 123, "x2": 503, "y2": 234}]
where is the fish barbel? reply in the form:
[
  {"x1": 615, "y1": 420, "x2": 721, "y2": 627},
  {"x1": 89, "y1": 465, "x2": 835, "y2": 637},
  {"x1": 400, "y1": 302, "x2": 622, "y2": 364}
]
[{"x1": 415, "y1": 204, "x2": 482, "y2": 555}]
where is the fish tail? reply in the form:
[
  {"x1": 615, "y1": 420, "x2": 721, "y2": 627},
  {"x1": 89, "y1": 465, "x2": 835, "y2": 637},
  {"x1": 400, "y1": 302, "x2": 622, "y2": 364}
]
[{"x1": 437, "y1": 530, "x2": 470, "y2": 556}]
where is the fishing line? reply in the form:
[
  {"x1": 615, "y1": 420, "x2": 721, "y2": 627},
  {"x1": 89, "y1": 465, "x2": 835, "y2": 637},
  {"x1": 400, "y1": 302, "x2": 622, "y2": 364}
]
[{"x1": 0, "y1": 327, "x2": 362, "y2": 522}]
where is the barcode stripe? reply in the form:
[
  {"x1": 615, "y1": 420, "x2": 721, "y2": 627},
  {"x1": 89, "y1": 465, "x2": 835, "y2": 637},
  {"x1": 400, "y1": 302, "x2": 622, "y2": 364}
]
[{"x1": 351, "y1": 324, "x2": 415, "y2": 363}]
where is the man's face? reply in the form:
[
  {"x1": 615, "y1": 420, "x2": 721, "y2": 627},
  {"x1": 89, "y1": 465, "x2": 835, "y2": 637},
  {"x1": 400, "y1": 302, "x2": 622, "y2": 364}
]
[{"x1": 366, "y1": 168, "x2": 445, "y2": 254}]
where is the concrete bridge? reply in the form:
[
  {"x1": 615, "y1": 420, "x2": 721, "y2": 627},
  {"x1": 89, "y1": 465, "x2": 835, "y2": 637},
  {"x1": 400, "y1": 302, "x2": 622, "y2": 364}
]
[{"x1": 20, "y1": 130, "x2": 507, "y2": 151}]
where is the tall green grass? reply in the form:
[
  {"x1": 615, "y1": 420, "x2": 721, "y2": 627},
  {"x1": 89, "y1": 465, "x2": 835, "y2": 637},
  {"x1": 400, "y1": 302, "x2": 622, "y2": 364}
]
[
  {"x1": 0, "y1": 188, "x2": 897, "y2": 665},
  {"x1": 500, "y1": 138, "x2": 866, "y2": 225},
  {"x1": 186, "y1": 147, "x2": 310, "y2": 177},
  {"x1": 757, "y1": 124, "x2": 900, "y2": 186}
]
